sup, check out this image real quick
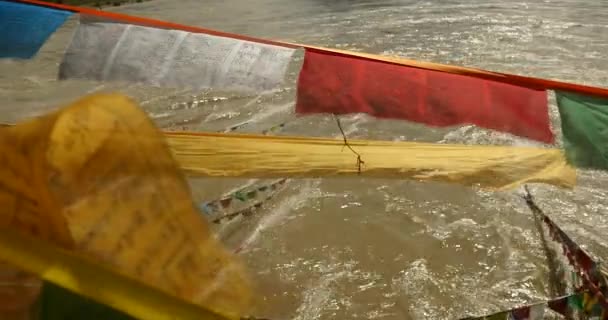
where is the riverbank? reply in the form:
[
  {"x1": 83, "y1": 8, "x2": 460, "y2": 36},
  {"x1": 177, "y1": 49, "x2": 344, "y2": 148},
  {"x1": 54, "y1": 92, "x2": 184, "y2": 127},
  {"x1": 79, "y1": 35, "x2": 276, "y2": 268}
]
[{"x1": 41, "y1": 0, "x2": 148, "y2": 8}]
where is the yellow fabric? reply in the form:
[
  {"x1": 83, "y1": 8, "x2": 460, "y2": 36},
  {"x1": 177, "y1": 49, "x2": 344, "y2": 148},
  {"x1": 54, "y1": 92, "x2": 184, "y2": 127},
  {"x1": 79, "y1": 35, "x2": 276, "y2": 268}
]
[
  {"x1": 166, "y1": 132, "x2": 576, "y2": 190},
  {"x1": 0, "y1": 93, "x2": 251, "y2": 319},
  {"x1": 0, "y1": 92, "x2": 576, "y2": 318},
  {"x1": 0, "y1": 227, "x2": 230, "y2": 320}
]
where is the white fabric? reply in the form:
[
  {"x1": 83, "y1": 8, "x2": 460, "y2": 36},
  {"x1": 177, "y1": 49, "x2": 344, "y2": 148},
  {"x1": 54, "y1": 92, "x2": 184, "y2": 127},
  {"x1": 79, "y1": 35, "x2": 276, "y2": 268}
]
[{"x1": 59, "y1": 16, "x2": 296, "y2": 92}]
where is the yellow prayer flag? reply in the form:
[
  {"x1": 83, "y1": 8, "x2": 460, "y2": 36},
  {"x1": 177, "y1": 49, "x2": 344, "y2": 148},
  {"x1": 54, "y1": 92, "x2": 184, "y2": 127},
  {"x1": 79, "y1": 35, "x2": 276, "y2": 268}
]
[
  {"x1": 166, "y1": 132, "x2": 575, "y2": 190},
  {"x1": 0, "y1": 93, "x2": 251, "y2": 319}
]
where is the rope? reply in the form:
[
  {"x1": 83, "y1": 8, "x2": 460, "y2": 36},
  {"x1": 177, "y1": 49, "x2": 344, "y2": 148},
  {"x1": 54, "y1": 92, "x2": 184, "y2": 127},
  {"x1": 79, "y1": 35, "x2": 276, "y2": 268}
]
[
  {"x1": 522, "y1": 186, "x2": 608, "y2": 312},
  {"x1": 334, "y1": 115, "x2": 364, "y2": 174},
  {"x1": 11, "y1": 0, "x2": 608, "y2": 98},
  {"x1": 522, "y1": 185, "x2": 573, "y2": 319}
]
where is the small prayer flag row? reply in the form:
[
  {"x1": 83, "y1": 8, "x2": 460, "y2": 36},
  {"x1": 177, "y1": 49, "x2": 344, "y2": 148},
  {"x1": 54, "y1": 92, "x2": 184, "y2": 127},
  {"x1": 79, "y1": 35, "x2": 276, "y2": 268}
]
[
  {"x1": 461, "y1": 252, "x2": 606, "y2": 319},
  {"x1": 461, "y1": 291, "x2": 608, "y2": 320},
  {"x1": 464, "y1": 192, "x2": 608, "y2": 320},
  {"x1": 2, "y1": 0, "x2": 608, "y2": 171},
  {"x1": 542, "y1": 216, "x2": 608, "y2": 319},
  {"x1": 198, "y1": 179, "x2": 288, "y2": 218},
  {"x1": 542, "y1": 212, "x2": 608, "y2": 310},
  {"x1": 224, "y1": 121, "x2": 287, "y2": 134},
  {"x1": 199, "y1": 120, "x2": 291, "y2": 222},
  {"x1": 211, "y1": 190, "x2": 284, "y2": 225},
  {"x1": 458, "y1": 294, "x2": 561, "y2": 320},
  {"x1": 524, "y1": 191, "x2": 607, "y2": 300}
]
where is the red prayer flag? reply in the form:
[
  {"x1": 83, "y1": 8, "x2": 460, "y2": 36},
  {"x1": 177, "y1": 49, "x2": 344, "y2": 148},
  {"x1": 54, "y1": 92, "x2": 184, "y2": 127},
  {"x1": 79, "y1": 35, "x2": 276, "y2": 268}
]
[{"x1": 296, "y1": 49, "x2": 553, "y2": 143}]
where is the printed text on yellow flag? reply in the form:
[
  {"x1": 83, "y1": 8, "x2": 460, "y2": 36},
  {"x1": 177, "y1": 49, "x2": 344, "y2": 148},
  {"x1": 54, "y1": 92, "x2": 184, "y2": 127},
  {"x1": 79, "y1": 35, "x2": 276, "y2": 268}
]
[{"x1": 0, "y1": 93, "x2": 251, "y2": 319}]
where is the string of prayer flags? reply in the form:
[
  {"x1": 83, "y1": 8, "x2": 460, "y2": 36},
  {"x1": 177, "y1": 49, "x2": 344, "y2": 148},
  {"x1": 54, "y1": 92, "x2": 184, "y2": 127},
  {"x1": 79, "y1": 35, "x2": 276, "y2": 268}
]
[
  {"x1": 0, "y1": 0, "x2": 72, "y2": 59},
  {"x1": 198, "y1": 179, "x2": 288, "y2": 219},
  {"x1": 0, "y1": 93, "x2": 252, "y2": 319},
  {"x1": 459, "y1": 296, "x2": 548, "y2": 320},
  {"x1": 212, "y1": 198, "x2": 272, "y2": 224},
  {"x1": 200, "y1": 116, "x2": 291, "y2": 218},
  {"x1": 8, "y1": 0, "x2": 608, "y2": 174},
  {"x1": 523, "y1": 190, "x2": 608, "y2": 318},
  {"x1": 4, "y1": 0, "x2": 608, "y2": 178},
  {"x1": 295, "y1": 49, "x2": 553, "y2": 143},
  {"x1": 59, "y1": 15, "x2": 296, "y2": 93},
  {"x1": 7, "y1": 0, "x2": 608, "y2": 98},
  {"x1": 549, "y1": 291, "x2": 608, "y2": 319},
  {"x1": 544, "y1": 215, "x2": 608, "y2": 309},
  {"x1": 460, "y1": 292, "x2": 608, "y2": 320},
  {"x1": 234, "y1": 191, "x2": 248, "y2": 202},
  {"x1": 523, "y1": 189, "x2": 585, "y2": 294},
  {"x1": 262, "y1": 123, "x2": 287, "y2": 135},
  {"x1": 224, "y1": 121, "x2": 286, "y2": 134},
  {"x1": 537, "y1": 200, "x2": 606, "y2": 292},
  {"x1": 509, "y1": 304, "x2": 545, "y2": 320},
  {"x1": 546, "y1": 295, "x2": 570, "y2": 318},
  {"x1": 555, "y1": 91, "x2": 608, "y2": 170},
  {"x1": 460, "y1": 188, "x2": 608, "y2": 320},
  {"x1": 544, "y1": 219, "x2": 582, "y2": 297}
]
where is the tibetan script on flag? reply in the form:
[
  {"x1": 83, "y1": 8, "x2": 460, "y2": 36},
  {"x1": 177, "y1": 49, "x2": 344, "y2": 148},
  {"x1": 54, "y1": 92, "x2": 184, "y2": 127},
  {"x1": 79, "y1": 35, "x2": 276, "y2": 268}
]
[
  {"x1": 0, "y1": 93, "x2": 252, "y2": 318},
  {"x1": 59, "y1": 16, "x2": 296, "y2": 93}
]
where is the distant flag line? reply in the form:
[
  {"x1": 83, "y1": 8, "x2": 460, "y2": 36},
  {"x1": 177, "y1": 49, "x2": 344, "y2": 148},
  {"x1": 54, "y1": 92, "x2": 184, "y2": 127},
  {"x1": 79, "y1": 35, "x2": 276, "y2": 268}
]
[
  {"x1": 459, "y1": 190, "x2": 608, "y2": 320},
  {"x1": 197, "y1": 119, "x2": 291, "y2": 224}
]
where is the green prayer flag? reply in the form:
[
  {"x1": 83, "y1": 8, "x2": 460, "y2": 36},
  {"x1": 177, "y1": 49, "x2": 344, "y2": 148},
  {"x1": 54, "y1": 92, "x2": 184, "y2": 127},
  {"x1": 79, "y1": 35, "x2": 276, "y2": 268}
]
[
  {"x1": 568, "y1": 293, "x2": 584, "y2": 311},
  {"x1": 556, "y1": 91, "x2": 608, "y2": 170},
  {"x1": 234, "y1": 191, "x2": 247, "y2": 201},
  {"x1": 39, "y1": 282, "x2": 134, "y2": 320}
]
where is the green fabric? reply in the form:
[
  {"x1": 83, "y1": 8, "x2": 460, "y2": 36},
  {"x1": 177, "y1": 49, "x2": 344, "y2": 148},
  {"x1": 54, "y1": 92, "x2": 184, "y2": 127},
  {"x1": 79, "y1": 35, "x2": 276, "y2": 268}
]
[
  {"x1": 234, "y1": 191, "x2": 248, "y2": 201},
  {"x1": 568, "y1": 293, "x2": 584, "y2": 311},
  {"x1": 556, "y1": 90, "x2": 608, "y2": 170},
  {"x1": 39, "y1": 282, "x2": 135, "y2": 320}
]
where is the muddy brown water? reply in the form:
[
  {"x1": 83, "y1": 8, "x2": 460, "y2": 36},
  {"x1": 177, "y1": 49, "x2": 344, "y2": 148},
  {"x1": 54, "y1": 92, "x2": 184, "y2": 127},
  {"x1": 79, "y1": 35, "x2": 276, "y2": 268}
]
[{"x1": 1, "y1": 0, "x2": 607, "y2": 319}]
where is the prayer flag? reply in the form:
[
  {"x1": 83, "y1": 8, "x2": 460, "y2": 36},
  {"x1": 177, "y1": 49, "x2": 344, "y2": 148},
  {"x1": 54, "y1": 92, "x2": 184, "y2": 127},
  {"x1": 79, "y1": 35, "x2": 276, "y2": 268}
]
[
  {"x1": 59, "y1": 16, "x2": 295, "y2": 92},
  {"x1": 296, "y1": 49, "x2": 553, "y2": 143},
  {"x1": 0, "y1": 0, "x2": 72, "y2": 59},
  {"x1": 555, "y1": 91, "x2": 608, "y2": 170}
]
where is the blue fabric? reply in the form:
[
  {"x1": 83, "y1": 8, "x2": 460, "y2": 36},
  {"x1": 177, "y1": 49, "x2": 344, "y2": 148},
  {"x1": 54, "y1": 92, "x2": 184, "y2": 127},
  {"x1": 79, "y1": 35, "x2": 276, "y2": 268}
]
[
  {"x1": 199, "y1": 202, "x2": 213, "y2": 215},
  {"x1": 0, "y1": 1, "x2": 72, "y2": 59}
]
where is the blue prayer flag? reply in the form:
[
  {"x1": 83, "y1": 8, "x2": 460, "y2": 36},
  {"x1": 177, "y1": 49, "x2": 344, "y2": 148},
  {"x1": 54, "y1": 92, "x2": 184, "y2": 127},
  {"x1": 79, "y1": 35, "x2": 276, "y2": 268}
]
[{"x1": 0, "y1": 0, "x2": 73, "y2": 59}]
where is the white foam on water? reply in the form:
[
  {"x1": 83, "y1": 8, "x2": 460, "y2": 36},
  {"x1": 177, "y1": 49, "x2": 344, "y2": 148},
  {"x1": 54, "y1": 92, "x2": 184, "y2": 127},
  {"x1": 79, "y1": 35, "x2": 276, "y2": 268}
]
[{"x1": 236, "y1": 180, "x2": 320, "y2": 253}]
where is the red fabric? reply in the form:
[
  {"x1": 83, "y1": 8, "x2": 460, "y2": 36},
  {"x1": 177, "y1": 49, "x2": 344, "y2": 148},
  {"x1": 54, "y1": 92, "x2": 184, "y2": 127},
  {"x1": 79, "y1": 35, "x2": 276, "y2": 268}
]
[
  {"x1": 296, "y1": 49, "x2": 554, "y2": 143},
  {"x1": 17, "y1": 0, "x2": 608, "y2": 99}
]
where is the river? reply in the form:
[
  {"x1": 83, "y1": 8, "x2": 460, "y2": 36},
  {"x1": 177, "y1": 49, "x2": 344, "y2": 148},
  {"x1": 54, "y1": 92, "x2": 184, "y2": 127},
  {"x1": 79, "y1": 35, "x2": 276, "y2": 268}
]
[{"x1": 1, "y1": 0, "x2": 607, "y2": 319}]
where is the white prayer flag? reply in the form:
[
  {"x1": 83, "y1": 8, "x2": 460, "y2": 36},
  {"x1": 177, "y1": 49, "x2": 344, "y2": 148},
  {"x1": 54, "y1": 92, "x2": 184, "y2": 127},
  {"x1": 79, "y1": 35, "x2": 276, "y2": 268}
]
[{"x1": 59, "y1": 16, "x2": 296, "y2": 92}]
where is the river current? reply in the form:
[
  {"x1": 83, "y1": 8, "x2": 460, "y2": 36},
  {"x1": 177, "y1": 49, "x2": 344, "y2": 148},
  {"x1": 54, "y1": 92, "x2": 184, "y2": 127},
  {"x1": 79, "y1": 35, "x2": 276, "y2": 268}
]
[{"x1": 1, "y1": 0, "x2": 607, "y2": 319}]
